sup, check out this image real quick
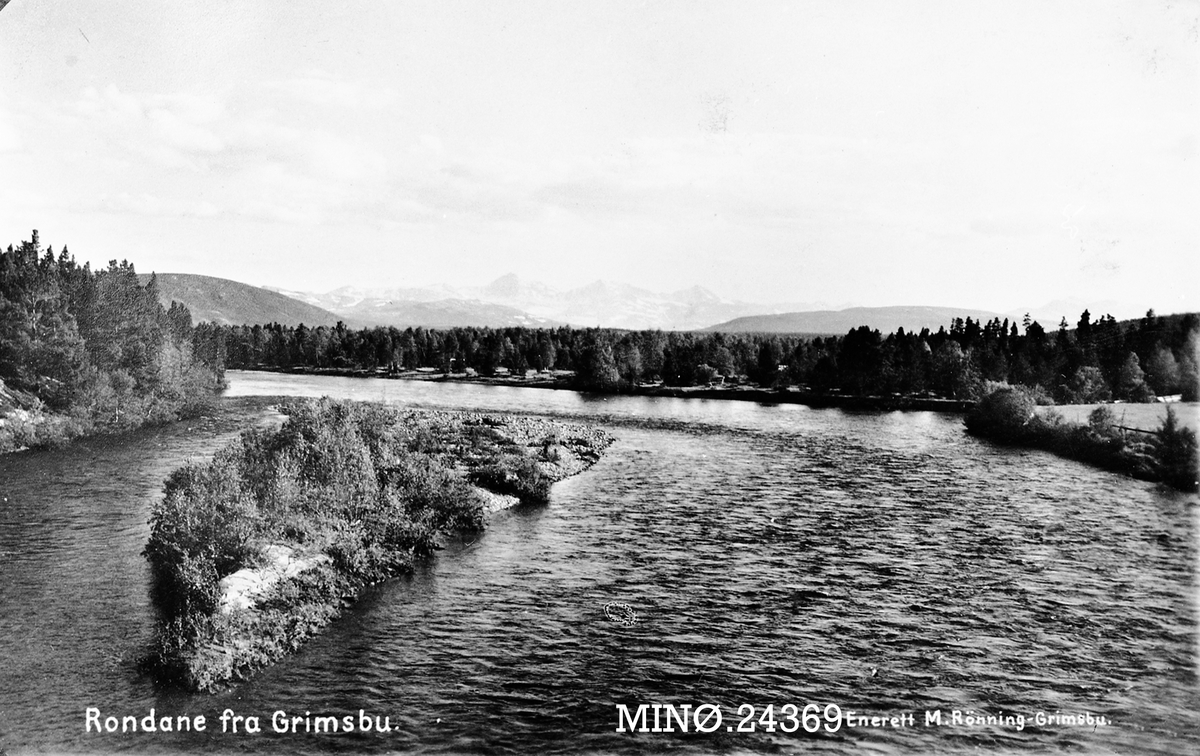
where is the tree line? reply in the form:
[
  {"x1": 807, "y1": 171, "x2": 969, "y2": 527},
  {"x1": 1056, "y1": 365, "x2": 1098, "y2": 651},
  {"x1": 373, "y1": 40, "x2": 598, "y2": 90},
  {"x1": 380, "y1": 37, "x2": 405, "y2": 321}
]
[
  {"x1": 1, "y1": 230, "x2": 225, "y2": 450},
  {"x1": 217, "y1": 309, "x2": 1198, "y2": 403}
]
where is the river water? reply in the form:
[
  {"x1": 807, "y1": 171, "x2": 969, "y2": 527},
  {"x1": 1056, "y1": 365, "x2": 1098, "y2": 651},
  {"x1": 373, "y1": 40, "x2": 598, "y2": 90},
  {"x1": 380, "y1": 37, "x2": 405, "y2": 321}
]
[{"x1": 1, "y1": 370, "x2": 1197, "y2": 754}]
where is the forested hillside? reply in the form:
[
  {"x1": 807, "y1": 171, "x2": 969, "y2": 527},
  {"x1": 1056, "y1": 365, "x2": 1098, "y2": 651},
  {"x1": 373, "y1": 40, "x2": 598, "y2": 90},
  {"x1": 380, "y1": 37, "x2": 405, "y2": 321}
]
[
  {"x1": 218, "y1": 310, "x2": 1198, "y2": 402},
  {"x1": 0, "y1": 231, "x2": 225, "y2": 452}
]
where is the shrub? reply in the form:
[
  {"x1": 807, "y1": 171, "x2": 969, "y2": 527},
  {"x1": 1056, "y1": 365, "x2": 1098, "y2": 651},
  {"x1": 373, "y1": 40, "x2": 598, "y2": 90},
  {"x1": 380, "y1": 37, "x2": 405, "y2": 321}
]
[
  {"x1": 1061, "y1": 366, "x2": 1112, "y2": 403},
  {"x1": 1154, "y1": 406, "x2": 1199, "y2": 492},
  {"x1": 1087, "y1": 406, "x2": 1117, "y2": 437},
  {"x1": 540, "y1": 439, "x2": 563, "y2": 464},
  {"x1": 164, "y1": 553, "x2": 222, "y2": 618},
  {"x1": 0, "y1": 413, "x2": 38, "y2": 451},
  {"x1": 147, "y1": 460, "x2": 260, "y2": 576},
  {"x1": 325, "y1": 527, "x2": 366, "y2": 577},
  {"x1": 965, "y1": 386, "x2": 1036, "y2": 441},
  {"x1": 470, "y1": 453, "x2": 551, "y2": 504},
  {"x1": 1028, "y1": 384, "x2": 1056, "y2": 405}
]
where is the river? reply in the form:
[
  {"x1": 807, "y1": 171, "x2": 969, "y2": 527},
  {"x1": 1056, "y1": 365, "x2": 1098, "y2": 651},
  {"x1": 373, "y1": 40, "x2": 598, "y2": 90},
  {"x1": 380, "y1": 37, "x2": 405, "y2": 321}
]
[{"x1": 0, "y1": 370, "x2": 1196, "y2": 754}]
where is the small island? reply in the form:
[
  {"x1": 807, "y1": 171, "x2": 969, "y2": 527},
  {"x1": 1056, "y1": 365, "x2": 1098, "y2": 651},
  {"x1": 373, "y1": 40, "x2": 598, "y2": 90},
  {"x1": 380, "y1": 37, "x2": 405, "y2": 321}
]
[{"x1": 143, "y1": 398, "x2": 613, "y2": 692}]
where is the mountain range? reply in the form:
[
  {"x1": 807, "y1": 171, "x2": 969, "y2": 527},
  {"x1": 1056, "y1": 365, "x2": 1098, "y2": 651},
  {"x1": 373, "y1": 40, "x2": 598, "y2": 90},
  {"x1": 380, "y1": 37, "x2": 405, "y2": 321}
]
[
  {"x1": 143, "y1": 272, "x2": 1157, "y2": 335},
  {"x1": 268, "y1": 273, "x2": 795, "y2": 331}
]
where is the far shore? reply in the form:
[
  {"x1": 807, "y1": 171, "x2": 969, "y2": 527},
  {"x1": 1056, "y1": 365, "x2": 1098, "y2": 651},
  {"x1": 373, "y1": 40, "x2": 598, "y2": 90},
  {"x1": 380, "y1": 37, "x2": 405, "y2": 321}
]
[{"x1": 232, "y1": 365, "x2": 979, "y2": 413}]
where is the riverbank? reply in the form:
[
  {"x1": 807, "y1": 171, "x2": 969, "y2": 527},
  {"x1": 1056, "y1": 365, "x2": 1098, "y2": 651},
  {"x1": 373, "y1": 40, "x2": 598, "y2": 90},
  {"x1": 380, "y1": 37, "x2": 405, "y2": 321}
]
[
  {"x1": 240, "y1": 365, "x2": 977, "y2": 412},
  {"x1": 0, "y1": 377, "x2": 85, "y2": 453},
  {"x1": 966, "y1": 387, "x2": 1198, "y2": 492},
  {"x1": 144, "y1": 398, "x2": 613, "y2": 692},
  {"x1": 0, "y1": 375, "x2": 224, "y2": 455}
]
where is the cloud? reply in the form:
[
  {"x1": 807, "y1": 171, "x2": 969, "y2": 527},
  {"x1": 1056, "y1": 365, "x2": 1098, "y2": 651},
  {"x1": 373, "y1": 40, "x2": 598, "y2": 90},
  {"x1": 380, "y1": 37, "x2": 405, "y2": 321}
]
[
  {"x1": 532, "y1": 179, "x2": 642, "y2": 215},
  {"x1": 514, "y1": 133, "x2": 841, "y2": 224},
  {"x1": 263, "y1": 70, "x2": 398, "y2": 110},
  {"x1": 62, "y1": 82, "x2": 875, "y2": 233},
  {"x1": 0, "y1": 93, "x2": 23, "y2": 152},
  {"x1": 96, "y1": 192, "x2": 220, "y2": 218},
  {"x1": 77, "y1": 85, "x2": 225, "y2": 168},
  {"x1": 66, "y1": 84, "x2": 395, "y2": 223},
  {"x1": 146, "y1": 106, "x2": 225, "y2": 154},
  {"x1": 0, "y1": 114, "x2": 21, "y2": 152},
  {"x1": 231, "y1": 117, "x2": 385, "y2": 182},
  {"x1": 62, "y1": 82, "x2": 1118, "y2": 250},
  {"x1": 969, "y1": 216, "x2": 1046, "y2": 237},
  {"x1": 219, "y1": 162, "x2": 368, "y2": 226},
  {"x1": 77, "y1": 84, "x2": 142, "y2": 121},
  {"x1": 76, "y1": 85, "x2": 386, "y2": 177}
]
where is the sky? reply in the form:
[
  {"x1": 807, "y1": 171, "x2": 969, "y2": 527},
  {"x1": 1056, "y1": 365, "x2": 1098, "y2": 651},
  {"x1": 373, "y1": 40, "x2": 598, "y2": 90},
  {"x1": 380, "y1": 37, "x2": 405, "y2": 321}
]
[{"x1": 0, "y1": 1, "x2": 1196, "y2": 316}]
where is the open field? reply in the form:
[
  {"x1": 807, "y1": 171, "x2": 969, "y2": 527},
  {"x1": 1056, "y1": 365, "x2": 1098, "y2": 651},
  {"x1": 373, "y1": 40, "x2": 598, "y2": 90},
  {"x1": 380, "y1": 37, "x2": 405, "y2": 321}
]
[{"x1": 1038, "y1": 402, "x2": 1200, "y2": 433}]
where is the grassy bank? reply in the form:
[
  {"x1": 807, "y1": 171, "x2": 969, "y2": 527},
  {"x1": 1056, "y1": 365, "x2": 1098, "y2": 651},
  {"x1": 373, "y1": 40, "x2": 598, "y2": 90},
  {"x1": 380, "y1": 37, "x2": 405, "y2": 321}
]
[
  {"x1": 143, "y1": 398, "x2": 612, "y2": 691},
  {"x1": 0, "y1": 377, "x2": 87, "y2": 451},
  {"x1": 966, "y1": 387, "x2": 1198, "y2": 492},
  {"x1": 0, "y1": 376, "x2": 220, "y2": 454}
]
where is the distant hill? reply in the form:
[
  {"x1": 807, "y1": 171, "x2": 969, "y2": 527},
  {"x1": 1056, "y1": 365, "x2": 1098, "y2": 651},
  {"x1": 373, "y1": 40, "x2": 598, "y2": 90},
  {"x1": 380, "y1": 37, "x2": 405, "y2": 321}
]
[
  {"x1": 704, "y1": 306, "x2": 1008, "y2": 335},
  {"x1": 139, "y1": 273, "x2": 345, "y2": 327},
  {"x1": 1007, "y1": 298, "x2": 1151, "y2": 327}
]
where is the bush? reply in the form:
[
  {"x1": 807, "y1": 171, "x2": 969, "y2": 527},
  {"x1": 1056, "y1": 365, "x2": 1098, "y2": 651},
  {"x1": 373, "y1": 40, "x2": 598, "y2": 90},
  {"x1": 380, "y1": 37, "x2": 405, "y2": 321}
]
[
  {"x1": 1028, "y1": 384, "x2": 1056, "y2": 406},
  {"x1": 147, "y1": 460, "x2": 260, "y2": 576},
  {"x1": 1154, "y1": 406, "x2": 1199, "y2": 492},
  {"x1": 1061, "y1": 366, "x2": 1112, "y2": 403},
  {"x1": 1088, "y1": 406, "x2": 1117, "y2": 436},
  {"x1": 540, "y1": 439, "x2": 563, "y2": 464},
  {"x1": 965, "y1": 386, "x2": 1036, "y2": 441},
  {"x1": 469, "y1": 454, "x2": 551, "y2": 504},
  {"x1": 164, "y1": 553, "x2": 222, "y2": 618},
  {"x1": 0, "y1": 413, "x2": 39, "y2": 451}
]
